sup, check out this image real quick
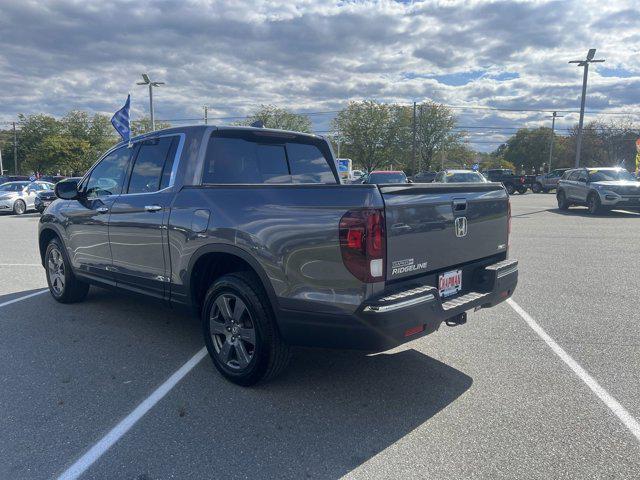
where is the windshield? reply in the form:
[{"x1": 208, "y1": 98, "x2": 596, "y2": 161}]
[
  {"x1": 443, "y1": 172, "x2": 487, "y2": 183},
  {"x1": 589, "y1": 169, "x2": 637, "y2": 182},
  {"x1": 367, "y1": 172, "x2": 407, "y2": 184},
  {"x1": 0, "y1": 182, "x2": 28, "y2": 192}
]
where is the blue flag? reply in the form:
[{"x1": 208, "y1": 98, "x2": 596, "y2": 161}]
[{"x1": 111, "y1": 94, "x2": 131, "y2": 143}]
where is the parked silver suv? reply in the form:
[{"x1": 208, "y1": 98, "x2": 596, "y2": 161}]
[{"x1": 556, "y1": 167, "x2": 640, "y2": 214}]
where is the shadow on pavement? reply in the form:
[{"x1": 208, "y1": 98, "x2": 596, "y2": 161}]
[
  {"x1": 0, "y1": 212, "x2": 41, "y2": 218},
  {"x1": 132, "y1": 345, "x2": 474, "y2": 480},
  {"x1": 548, "y1": 207, "x2": 640, "y2": 218},
  {"x1": 0, "y1": 287, "x2": 47, "y2": 306},
  {"x1": 0, "y1": 284, "x2": 472, "y2": 479}
]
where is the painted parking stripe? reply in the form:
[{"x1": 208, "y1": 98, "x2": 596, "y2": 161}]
[
  {"x1": 57, "y1": 347, "x2": 208, "y2": 480},
  {"x1": 0, "y1": 289, "x2": 48, "y2": 308},
  {"x1": 507, "y1": 298, "x2": 640, "y2": 443}
]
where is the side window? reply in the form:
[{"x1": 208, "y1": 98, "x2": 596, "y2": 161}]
[
  {"x1": 85, "y1": 147, "x2": 131, "y2": 198},
  {"x1": 127, "y1": 136, "x2": 177, "y2": 194},
  {"x1": 567, "y1": 171, "x2": 578, "y2": 181},
  {"x1": 286, "y1": 143, "x2": 335, "y2": 183},
  {"x1": 577, "y1": 171, "x2": 588, "y2": 182},
  {"x1": 203, "y1": 136, "x2": 290, "y2": 184}
]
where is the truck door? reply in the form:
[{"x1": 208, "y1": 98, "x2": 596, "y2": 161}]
[
  {"x1": 62, "y1": 146, "x2": 132, "y2": 282},
  {"x1": 108, "y1": 135, "x2": 181, "y2": 299}
]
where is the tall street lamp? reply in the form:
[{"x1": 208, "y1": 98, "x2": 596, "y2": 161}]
[
  {"x1": 547, "y1": 111, "x2": 563, "y2": 172},
  {"x1": 136, "y1": 73, "x2": 165, "y2": 131},
  {"x1": 569, "y1": 48, "x2": 605, "y2": 168}
]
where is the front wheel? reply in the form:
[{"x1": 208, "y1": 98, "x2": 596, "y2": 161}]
[
  {"x1": 588, "y1": 193, "x2": 603, "y2": 215},
  {"x1": 202, "y1": 272, "x2": 290, "y2": 386},
  {"x1": 45, "y1": 238, "x2": 90, "y2": 303},
  {"x1": 13, "y1": 199, "x2": 26, "y2": 215},
  {"x1": 557, "y1": 191, "x2": 569, "y2": 210}
]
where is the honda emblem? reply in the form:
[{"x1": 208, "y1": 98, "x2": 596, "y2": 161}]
[{"x1": 454, "y1": 217, "x2": 468, "y2": 238}]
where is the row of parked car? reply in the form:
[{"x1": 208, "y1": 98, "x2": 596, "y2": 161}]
[
  {"x1": 0, "y1": 177, "x2": 68, "y2": 215},
  {"x1": 348, "y1": 167, "x2": 576, "y2": 195}
]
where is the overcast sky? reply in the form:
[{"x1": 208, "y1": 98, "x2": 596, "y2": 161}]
[{"x1": 1, "y1": 0, "x2": 639, "y2": 150}]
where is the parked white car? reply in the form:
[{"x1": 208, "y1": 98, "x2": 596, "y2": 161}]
[{"x1": 0, "y1": 181, "x2": 55, "y2": 215}]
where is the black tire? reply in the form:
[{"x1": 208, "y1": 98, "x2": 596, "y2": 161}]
[
  {"x1": 532, "y1": 183, "x2": 542, "y2": 193},
  {"x1": 202, "y1": 271, "x2": 290, "y2": 386},
  {"x1": 557, "y1": 190, "x2": 569, "y2": 210},
  {"x1": 587, "y1": 193, "x2": 603, "y2": 215},
  {"x1": 13, "y1": 199, "x2": 26, "y2": 215},
  {"x1": 517, "y1": 186, "x2": 527, "y2": 194},
  {"x1": 504, "y1": 183, "x2": 515, "y2": 195},
  {"x1": 45, "y1": 238, "x2": 90, "y2": 303}
]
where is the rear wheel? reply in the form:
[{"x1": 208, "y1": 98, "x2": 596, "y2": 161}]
[
  {"x1": 517, "y1": 186, "x2": 527, "y2": 194},
  {"x1": 588, "y1": 193, "x2": 603, "y2": 215},
  {"x1": 557, "y1": 190, "x2": 569, "y2": 210},
  {"x1": 532, "y1": 183, "x2": 542, "y2": 193},
  {"x1": 45, "y1": 238, "x2": 90, "y2": 303},
  {"x1": 13, "y1": 199, "x2": 26, "y2": 215},
  {"x1": 504, "y1": 183, "x2": 515, "y2": 195},
  {"x1": 202, "y1": 272, "x2": 290, "y2": 386}
]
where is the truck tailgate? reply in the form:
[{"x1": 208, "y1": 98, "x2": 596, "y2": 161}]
[{"x1": 380, "y1": 183, "x2": 509, "y2": 281}]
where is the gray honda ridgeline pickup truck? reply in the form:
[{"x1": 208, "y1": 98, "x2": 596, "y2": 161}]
[{"x1": 39, "y1": 126, "x2": 518, "y2": 385}]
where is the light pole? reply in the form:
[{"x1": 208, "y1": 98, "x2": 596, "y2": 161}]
[
  {"x1": 569, "y1": 49, "x2": 605, "y2": 167},
  {"x1": 547, "y1": 111, "x2": 563, "y2": 172},
  {"x1": 136, "y1": 73, "x2": 165, "y2": 131}
]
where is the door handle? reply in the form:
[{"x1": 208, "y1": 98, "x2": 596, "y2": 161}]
[
  {"x1": 96, "y1": 206, "x2": 109, "y2": 214},
  {"x1": 145, "y1": 205, "x2": 163, "y2": 212}
]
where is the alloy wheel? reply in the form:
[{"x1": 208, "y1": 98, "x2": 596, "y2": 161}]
[
  {"x1": 14, "y1": 200, "x2": 25, "y2": 215},
  {"x1": 47, "y1": 247, "x2": 65, "y2": 295},
  {"x1": 209, "y1": 293, "x2": 256, "y2": 370}
]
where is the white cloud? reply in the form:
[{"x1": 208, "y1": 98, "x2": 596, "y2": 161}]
[{"x1": 1, "y1": 0, "x2": 639, "y2": 150}]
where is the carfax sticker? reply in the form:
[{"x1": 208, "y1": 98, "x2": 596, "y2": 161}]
[{"x1": 391, "y1": 258, "x2": 428, "y2": 276}]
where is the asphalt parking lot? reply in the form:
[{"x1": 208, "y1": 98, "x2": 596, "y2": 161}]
[{"x1": 1, "y1": 194, "x2": 639, "y2": 480}]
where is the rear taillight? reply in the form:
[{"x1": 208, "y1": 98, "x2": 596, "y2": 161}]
[
  {"x1": 339, "y1": 209, "x2": 385, "y2": 283},
  {"x1": 519, "y1": 176, "x2": 525, "y2": 184}
]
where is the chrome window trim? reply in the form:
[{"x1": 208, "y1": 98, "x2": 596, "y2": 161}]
[
  {"x1": 81, "y1": 133, "x2": 186, "y2": 198},
  {"x1": 118, "y1": 133, "x2": 186, "y2": 197}
]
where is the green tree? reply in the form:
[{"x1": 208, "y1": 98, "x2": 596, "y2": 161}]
[
  {"x1": 237, "y1": 105, "x2": 312, "y2": 133},
  {"x1": 331, "y1": 100, "x2": 400, "y2": 172},
  {"x1": 17, "y1": 114, "x2": 62, "y2": 174},
  {"x1": 444, "y1": 143, "x2": 475, "y2": 169},
  {"x1": 414, "y1": 102, "x2": 460, "y2": 172},
  {"x1": 499, "y1": 127, "x2": 555, "y2": 173},
  {"x1": 131, "y1": 117, "x2": 172, "y2": 137}
]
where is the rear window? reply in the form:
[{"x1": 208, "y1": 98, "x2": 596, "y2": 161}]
[
  {"x1": 202, "y1": 131, "x2": 336, "y2": 184},
  {"x1": 286, "y1": 143, "x2": 335, "y2": 183}
]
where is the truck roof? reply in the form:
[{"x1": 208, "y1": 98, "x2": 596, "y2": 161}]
[{"x1": 113, "y1": 125, "x2": 324, "y2": 150}]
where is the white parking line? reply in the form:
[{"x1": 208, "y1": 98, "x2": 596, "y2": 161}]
[
  {"x1": 56, "y1": 347, "x2": 208, "y2": 480},
  {"x1": 0, "y1": 289, "x2": 48, "y2": 308},
  {"x1": 507, "y1": 298, "x2": 640, "y2": 443}
]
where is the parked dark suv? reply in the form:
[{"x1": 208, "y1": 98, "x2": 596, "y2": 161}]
[{"x1": 39, "y1": 126, "x2": 517, "y2": 385}]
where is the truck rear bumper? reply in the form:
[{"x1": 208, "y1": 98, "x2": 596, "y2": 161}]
[{"x1": 277, "y1": 258, "x2": 518, "y2": 351}]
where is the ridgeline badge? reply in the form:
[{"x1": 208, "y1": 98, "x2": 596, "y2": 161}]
[{"x1": 391, "y1": 258, "x2": 428, "y2": 276}]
